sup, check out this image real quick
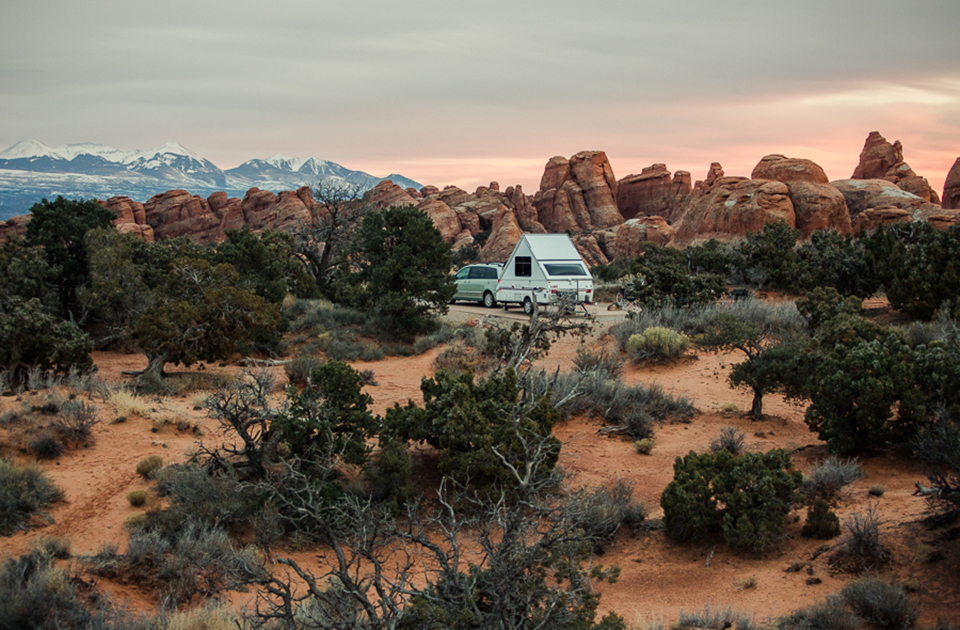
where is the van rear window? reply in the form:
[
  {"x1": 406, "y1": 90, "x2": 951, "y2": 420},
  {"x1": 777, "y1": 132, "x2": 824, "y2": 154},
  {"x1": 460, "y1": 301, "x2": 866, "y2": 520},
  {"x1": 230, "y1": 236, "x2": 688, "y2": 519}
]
[{"x1": 543, "y1": 263, "x2": 587, "y2": 276}]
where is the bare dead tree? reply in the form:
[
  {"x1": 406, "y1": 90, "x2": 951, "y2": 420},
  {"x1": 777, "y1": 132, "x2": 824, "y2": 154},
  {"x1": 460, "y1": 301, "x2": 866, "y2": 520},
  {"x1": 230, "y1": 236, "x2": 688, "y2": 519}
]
[
  {"x1": 243, "y1": 428, "x2": 624, "y2": 630},
  {"x1": 194, "y1": 369, "x2": 280, "y2": 479},
  {"x1": 295, "y1": 181, "x2": 368, "y2": 296}
]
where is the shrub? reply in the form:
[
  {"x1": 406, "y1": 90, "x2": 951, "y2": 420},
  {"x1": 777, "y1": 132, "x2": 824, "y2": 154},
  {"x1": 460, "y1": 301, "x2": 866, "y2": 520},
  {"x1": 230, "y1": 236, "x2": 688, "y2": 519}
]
[
  {"x1": 52, "y1": 399, "x2": 99, "y2": 446},
  {"x1": 674, "y1": 604, "x2": 755, "y2": 630},
  {"x1": 364, "y1": 440, "x2": 415, "y2": 512},
  {"x1": 626, "y1": 327, "x2": 690, "y2": 363},
  {"x1": 0, "y1": 547, "x2": 92, "y2": 629},
  {"x1": 803, "y1": 456, "x2": 864, "y2": 500},
  {"x1": 574, "y1": 346, "x2": 624, "y2": 380},
  {"x1": 710, "y1": 425, "x2": 746, "y2": 455},
  {"x1": 869, "y1": 484, "x2": 886, "y2": 497},
  {"x1": 571, "y1": 480, "x2": 646, "y2": 551},
  {"x1": 29, "y1": 433, "x2": 64, "y2": 459},
  {"x1": 634, "y1": 438, "x2": 656, "y2": 455},
  {"x1": 772, "y1": 594, "x2": 860, "y2": 630},
  {"x1": 284, "y1": 352, "x2": 324, "y2": 386},
  {"x1": 841, "y1": 576, "x2": 919, "y2": 630},
  {"x1": 0, "y1": 457, "x2": 64, "y2": 535},
  {"x1": 149, "y1": 464, "x2": 258, "y2": 536},
  {"x1": 802, "y1": 499, "x2": 842, "y2": 539},
  {"x1": 109, "y1": 390, "x2": 154, "y2": 419},
  {"x1": 135, "y1": 455, "x2": 164, "y2": 479},
  {"x1": 127, "y1": 490, "x2": 148, "y2": 507},
  {"x1": 661, "y1": 449, "x2": 802, "y2": 554},
  {"x1": 841, "y1": 502, "x2": 889, "y2": 568}
]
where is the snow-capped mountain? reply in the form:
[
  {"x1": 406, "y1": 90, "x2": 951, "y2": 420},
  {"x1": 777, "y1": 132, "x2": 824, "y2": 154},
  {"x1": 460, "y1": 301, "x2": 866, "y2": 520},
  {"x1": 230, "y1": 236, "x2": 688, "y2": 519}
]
[{"x1": 0, "y1": 140, "x2": 422, "y2": 220}]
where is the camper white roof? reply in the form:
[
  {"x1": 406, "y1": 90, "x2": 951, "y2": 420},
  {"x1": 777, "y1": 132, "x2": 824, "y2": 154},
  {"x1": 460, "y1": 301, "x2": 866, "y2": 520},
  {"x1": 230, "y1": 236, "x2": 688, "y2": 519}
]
[{"x1": 522, "y1": 234, "x2": 583, "y2": 261}]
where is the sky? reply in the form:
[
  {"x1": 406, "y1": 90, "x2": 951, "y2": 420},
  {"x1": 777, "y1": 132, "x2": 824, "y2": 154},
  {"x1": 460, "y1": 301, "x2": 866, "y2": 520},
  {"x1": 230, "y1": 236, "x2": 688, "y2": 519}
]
[{"x1": 2, "y1": 0, "x2": 959, "y2": 195}]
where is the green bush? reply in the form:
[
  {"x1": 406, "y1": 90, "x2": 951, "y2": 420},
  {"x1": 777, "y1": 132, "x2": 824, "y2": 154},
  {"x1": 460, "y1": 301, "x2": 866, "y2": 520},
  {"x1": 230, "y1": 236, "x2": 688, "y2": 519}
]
[
  {"x1": 626, "y1": 327, "x2": 690, "y2": 362},
  {"x1": 135, "y1": 455, "x2": 164, "y2": 478},
  {"x1": 0, "y1": 457, "x2": 64, "y2": 535},
  {"x1": 572, "y1": 480, "x2": 646, "y2": 552},
  {"x1": 284, "y1": 352, "x2": 324, "y2": 385},
  {"x1": 661, "y1": 449, "x2": 802, "y2": 554},
  {"x1": 384, "y1": 368, "x2": 560, "y2": 493},
  {"x1": 127, "y1": 490, "x2": 148, "y2": 507},
  {"x1": 802, "y1": 499, "x2": 842, "y2": 539},
  {"x1": 364, "y1": 440, "x2": 415, "y2": 512},
  {"x1": 842, "y1": 503, "x2": 889, "y2": 567}
]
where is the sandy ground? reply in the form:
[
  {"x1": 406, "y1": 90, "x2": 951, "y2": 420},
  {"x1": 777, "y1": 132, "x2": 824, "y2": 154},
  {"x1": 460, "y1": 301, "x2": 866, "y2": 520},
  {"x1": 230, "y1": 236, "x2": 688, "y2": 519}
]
[{"x1": 2, "y1": 304, "x2": 959, "y2": 626}]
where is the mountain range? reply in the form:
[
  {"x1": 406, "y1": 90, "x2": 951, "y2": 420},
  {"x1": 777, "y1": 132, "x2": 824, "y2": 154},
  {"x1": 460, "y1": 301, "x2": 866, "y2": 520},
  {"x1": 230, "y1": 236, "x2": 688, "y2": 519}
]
[{"x1": 0, "y1": 140, "x2": 422, "y2": 220}]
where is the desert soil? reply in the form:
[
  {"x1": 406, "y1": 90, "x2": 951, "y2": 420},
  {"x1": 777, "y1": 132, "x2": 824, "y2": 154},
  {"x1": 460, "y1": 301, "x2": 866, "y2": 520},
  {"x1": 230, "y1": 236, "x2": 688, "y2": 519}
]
[{"x1": 2, "y1": 303, "x2": 959, "y2": 626}]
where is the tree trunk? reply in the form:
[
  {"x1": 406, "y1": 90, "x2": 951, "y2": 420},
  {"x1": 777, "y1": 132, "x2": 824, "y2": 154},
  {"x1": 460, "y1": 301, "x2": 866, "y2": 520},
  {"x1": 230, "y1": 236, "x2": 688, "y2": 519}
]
[{"x1": 751, "y1": 390, "x2": 764, "y2": 418}]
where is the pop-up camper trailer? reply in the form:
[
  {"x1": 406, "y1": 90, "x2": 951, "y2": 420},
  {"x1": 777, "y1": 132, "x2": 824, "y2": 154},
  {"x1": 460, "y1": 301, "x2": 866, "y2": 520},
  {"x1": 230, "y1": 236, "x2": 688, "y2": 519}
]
[{"x1": 496, "y1": 234, "x2": 593, "y2": 315}]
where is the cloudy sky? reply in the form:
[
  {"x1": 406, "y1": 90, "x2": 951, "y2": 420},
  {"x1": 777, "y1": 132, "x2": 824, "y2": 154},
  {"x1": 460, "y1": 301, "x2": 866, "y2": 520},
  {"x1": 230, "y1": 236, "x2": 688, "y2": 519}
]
[{"x1": 2, "y1": 0, "x2": 958, "y2": 194}]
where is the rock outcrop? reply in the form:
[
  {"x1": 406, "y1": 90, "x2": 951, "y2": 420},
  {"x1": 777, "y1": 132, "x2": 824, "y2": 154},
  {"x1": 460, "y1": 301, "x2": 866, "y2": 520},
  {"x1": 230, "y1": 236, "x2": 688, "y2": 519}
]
[
  {"x1": 99, "y1": 196, "x2": 155, "y2": 242},
  {"x1": 851, "y1": 131, "x2": 940, "y2": 203},
  {"x1": 533, "y1": 151, "x2": 624, "y2": 233},
  {"x1": 616, "y1": 164, "x2": 692, "y2": 222},
  {"x1": 786, "y1": 181, "x2": 852, "y2": 237},
  {"x1": 942, "y1": 158, "x2": 960, "y2": 210},
  {"x1": 751, "y1": 154, "x2": 829, "y2": 184},
  {"x1": 612, "y1": 216, "x2": 677, "y2": 257},
  {"x1": 479, "y1": 205, "x2": 523, "y2": 262},
  {"x1": 747, "y1": 155, "x2": 851, "y2": 237},
  {"x1": 362, "y1": 180, "x2": 418, "y2": 211},
  {"x1": 831, "y1": 179, "x2": 941, "y2": 220},
  {"x1": 672, "y1": 173, "x2": 795, "y2": 241}
]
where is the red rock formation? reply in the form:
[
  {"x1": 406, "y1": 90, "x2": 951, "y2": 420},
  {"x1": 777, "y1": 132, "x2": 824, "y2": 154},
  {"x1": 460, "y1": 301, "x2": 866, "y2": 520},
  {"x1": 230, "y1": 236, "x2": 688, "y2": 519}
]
[
  {"x1": 751, "y1": 155, "x2": 829, "y2": 184},
  {"x1": 852, "y1": 132, "x2": 902, "y2": 180},
  {"x1": 437, "y1": 186, "x2": 470, "y2": 208},
  {"x1": 533, "y1": 151, "x2": 624, "y2": 233},
  {"x1": 420, "y1": 185, "x2": 440, "y2": 197},
  {"x1": 851, "y1": 131, "x2": 939, "y2": 203},
  {"x1": 479, "y1": 205, "x2": 523, "y2": 263},
  {"x1": 613, "y1": 216, "x2": 677, "y2": 257},
  {"x1": 571, "y1": 234, "x2": 608, "y2": 267},
  {"x1": 362, "y1": 180, "x2": 418, "y2": 210},
  {"x1": 144, "y1": 189, "x2": 222, "y2": 244},
  {"x1": 852, "y1": 206, "x2": 913, "y2": 233},
  {"x1": 617, "y1": 164, "x2": 692, "y2": 222},
  {"x1": 505, "y1": 185, "x2": 545, "y2": 233},
  {"x1": 672, "y1": 178, "x2": 795, "y2": 241},
  {"x1": 944, "y1": 158, "x2": 960, "y2": 210},
  {"x1": 831, "y1": 179, "x2": 941, "y2": 224},
  {"x1": 418, "y1": 198, "x2": 462, "y2": 244},
  {"x1": 100, "y1": 196, "x2": 154, "y2": 242},
  {"x1": 0, "y1": 214, "x2": 31, "y2": 243},
  {"x1": 786, "y1": 181, "x2": 852, "y2": 238}
]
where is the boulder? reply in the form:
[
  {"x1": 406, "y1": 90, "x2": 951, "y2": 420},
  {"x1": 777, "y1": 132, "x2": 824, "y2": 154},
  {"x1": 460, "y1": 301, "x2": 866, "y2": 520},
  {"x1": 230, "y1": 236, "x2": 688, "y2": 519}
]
[
  {"x1": 672, "y1": 178, "x2": 795, "y2": 241},
  {"x1": 884, "y1": 162, "x2": 939, "y2": 203},
  {"x1": 852, "y1": 131, "x2": 902, "y2": 180},
  {"x1": 831, "y1": 179, "x2": 941, "y2": 223},
  {"x1": 420, "y1": 185, "x2": 440, "y2": 197},
  {"x1": 437, "y1": 186, "x2": 471, "y2": 208},
  {"x1": 617, "y1": 164, "x2": 692, "y2": 222},
  {"x1": 101, "y1": 196, "x2": 146, "y2": 224},
  {"x1": 785, "y1": 181, "x2": 851, "y2": 238},
  {"x1": 852, "y1": 206, "x2": 913, "y2": 233},
  {"x1": 612, "y1": 216, "x2": 677, "y2": 257},
  {"x1": 944, "y1": 157, "x2": 960, "y2": 210},
  {"x1": 751, "y1": 154, "x2": 829, "y2": 184},
  {"x1": 569, "y1": 150, "x2": 622, "y2": 228},
  {"x1": 116, "y1": 222, "x2": 155, "y2": 242},
  {"x1": 479, "y1": 206, "x2": 523, "y2": 263}
]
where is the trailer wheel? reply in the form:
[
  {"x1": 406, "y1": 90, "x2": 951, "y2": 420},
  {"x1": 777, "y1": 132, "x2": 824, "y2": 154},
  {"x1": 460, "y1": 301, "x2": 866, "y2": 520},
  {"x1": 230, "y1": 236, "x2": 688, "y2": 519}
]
[
  {"x1": 522, "y1": 297, "x2": 534, "y2": 315},
  {"x1": 483, "y1": 291, "x2": 496, "y2": 308}
]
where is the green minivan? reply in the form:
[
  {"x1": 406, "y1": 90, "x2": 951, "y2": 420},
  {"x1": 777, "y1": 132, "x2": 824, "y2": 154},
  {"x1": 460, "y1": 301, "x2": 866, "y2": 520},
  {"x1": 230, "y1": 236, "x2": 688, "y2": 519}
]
[{"x1": 451, "y1": 263, "x2": 503, "y2": 308}]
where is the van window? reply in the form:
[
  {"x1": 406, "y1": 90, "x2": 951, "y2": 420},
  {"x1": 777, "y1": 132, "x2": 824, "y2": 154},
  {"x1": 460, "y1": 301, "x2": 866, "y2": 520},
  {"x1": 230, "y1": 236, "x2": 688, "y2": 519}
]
[
  {"x1": 515, "y1": 256, "x2": 532, "y2": 277},
  {"x1": 484, "y1": 267, "x2": 499, "y2": 279},
  {"x1": 468, "y1": 267, "x2": 485, "y2": 279},
  {"x1": 543, "y1": 263, "x2": 587, "y2": 276}
]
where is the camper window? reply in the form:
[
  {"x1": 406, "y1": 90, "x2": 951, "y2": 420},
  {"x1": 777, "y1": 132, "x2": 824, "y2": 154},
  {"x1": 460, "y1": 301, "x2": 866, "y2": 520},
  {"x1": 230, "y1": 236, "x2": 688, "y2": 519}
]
[
  {"x1": 515, "y1": 256, "x2": 532, "y2": 277},
  {"x1": 543, "y1": 263, "x2": 587, "y2": 277}
]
